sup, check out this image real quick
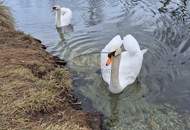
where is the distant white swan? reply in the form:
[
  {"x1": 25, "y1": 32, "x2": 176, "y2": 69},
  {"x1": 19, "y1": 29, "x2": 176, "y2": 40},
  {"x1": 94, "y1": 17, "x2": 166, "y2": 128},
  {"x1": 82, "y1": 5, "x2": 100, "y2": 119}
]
[
  {"x1": 52, "y1": 5, "x2": 72, "y2": 28},
  {"x1": 101, "y1": 34, "x2": 148, "y2": 94}
]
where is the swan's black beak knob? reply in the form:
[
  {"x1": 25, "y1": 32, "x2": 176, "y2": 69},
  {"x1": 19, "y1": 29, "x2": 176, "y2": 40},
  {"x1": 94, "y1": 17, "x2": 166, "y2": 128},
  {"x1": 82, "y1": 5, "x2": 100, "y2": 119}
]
[{"x1": 52, "y1": 6, "x2": 57, "y2": 10}]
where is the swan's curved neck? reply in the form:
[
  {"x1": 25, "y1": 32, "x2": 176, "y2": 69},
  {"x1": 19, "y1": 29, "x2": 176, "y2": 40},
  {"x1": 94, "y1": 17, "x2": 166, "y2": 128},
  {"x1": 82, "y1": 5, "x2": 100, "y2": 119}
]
[
  {"x1": 56, "y1": 9, "x2": 61, "y2": 26},
  {"x1": 110, "y1": 54, "x2": 121, "y2": 90}
]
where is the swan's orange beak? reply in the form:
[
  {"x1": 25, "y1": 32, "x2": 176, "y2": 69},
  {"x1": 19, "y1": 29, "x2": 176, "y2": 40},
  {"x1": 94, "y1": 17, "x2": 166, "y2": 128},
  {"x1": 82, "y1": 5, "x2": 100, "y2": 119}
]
[{"x1": 106, "y1": 57, "x2": 112, "y2": 66}]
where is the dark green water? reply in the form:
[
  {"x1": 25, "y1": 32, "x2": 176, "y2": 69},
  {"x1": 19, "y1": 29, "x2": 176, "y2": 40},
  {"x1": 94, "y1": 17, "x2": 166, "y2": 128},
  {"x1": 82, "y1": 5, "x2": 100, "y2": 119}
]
[{"x1": 6, "y1": 0, "x2": 190, "y2": 129}]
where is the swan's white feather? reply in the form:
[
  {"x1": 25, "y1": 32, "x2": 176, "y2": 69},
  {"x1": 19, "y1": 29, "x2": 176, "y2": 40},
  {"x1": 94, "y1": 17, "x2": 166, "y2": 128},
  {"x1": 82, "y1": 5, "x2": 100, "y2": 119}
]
[
  {"x1": 123, "y1": 34, "x2": 140, "y2": 54},
  {"x1": 119, "y1": 51, "x2": 143, "y2": 88},
  {"x1": 60, "y1": 7, "x2": 72, "y2": 26},
  {"x1": 101, "y1": 34, "x2": 147, "y2": 93},
  {"x1": 55, "y1": 7, "x2": 72, "y2": 27}
]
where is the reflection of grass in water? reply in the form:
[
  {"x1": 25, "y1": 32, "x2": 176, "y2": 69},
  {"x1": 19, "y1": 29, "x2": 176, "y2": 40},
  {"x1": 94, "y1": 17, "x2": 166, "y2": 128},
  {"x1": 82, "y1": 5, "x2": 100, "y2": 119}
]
[{"x1": 77, "y1": 73, "x2": 190, "y2": 130}]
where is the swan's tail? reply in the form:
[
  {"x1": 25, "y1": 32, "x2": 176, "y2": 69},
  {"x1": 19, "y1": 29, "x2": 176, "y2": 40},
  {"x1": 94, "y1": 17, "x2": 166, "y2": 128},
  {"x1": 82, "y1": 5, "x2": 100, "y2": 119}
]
[{"x1": 141, "y1": 49, "x2": 148, "y2": 54}]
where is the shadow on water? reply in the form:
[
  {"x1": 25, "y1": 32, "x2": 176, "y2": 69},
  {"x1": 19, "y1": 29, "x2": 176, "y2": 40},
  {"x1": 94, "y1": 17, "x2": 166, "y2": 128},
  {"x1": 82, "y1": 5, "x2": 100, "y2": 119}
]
[{"x1": 6, "y1": 0, "x2": 190, "y2": 129}]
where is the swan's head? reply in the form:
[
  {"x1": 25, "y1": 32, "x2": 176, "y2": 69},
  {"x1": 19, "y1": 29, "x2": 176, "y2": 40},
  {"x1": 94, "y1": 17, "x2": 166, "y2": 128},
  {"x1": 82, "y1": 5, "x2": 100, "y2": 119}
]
[
  {"x1": 106, "y1": 48, "x2": 122, "y2": 66},
  {"x1": 52, "y1": 5, "x2": 61, "y2": 11}
]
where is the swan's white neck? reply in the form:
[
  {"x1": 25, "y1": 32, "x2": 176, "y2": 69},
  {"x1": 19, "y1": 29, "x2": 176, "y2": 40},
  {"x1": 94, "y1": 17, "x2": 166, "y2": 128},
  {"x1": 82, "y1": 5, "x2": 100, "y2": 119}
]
[
  {"x1": 109, "y1": 54, "x2": 122, "y2": 93},
  {"x1": 55, "y1": 9, "x2": 61, "y2": 27}
]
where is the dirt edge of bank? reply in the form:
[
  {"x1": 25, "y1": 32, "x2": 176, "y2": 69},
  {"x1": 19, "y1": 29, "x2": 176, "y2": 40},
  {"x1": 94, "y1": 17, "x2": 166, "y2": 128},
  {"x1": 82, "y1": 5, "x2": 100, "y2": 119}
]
[{"x1": 0, "y1": 3, "x2": 102, "y2": 130}]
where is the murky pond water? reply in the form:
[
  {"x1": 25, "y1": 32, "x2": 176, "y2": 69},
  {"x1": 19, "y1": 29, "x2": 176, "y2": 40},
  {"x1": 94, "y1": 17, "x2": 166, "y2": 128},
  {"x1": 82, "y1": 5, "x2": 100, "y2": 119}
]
[{"x1": 6, "y1": 0, "x2": 190, "y2": 129}]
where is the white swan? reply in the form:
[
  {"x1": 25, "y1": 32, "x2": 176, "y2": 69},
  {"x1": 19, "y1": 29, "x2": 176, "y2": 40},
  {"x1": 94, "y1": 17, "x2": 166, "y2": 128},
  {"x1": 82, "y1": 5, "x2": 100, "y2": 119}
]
[
  {"x1": 52, "y1": 5, "x2": 72, "y2": 28},
  {"x1": 101, "y1": 34, "x2": 147, "y2": 94}
]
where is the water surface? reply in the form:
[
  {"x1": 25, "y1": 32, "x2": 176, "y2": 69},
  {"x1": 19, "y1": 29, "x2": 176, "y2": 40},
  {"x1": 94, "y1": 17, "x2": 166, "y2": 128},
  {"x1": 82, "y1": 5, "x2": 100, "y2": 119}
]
[{"x1": 6, "y1": 0, "x2": 190, "y2": 129}]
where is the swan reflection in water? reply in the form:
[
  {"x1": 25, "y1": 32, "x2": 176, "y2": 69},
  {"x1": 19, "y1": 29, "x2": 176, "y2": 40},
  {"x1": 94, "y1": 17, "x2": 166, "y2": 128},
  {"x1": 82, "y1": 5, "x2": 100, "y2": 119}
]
[{"x1": 56, "y1": 25, "x2": 73, "y2": 41}]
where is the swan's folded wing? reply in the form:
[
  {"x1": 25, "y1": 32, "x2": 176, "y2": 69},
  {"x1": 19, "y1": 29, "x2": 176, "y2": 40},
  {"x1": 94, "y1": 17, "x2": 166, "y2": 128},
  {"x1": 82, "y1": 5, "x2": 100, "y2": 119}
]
[{"x1": 101, "y1": 35, "x2": 122, "y2": 84}]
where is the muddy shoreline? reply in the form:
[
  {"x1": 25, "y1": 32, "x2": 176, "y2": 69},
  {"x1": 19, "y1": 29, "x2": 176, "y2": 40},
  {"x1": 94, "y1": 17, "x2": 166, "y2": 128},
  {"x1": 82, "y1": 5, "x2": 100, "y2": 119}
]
[{"x1": 0, "y1": 3, "x2": 102, "y2": 130}]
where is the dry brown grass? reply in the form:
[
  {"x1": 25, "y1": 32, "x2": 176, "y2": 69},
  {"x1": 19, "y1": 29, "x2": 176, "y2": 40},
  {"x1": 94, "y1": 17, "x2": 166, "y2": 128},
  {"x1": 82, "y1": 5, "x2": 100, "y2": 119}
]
[
  {"x1": 0, "y1": 65, "x2": 72, "y2": 129},
  {"x1": 0, "y1": 1, "x2": 14, "y2": 31},
  {"x1": 0, "y1": 2, "x2": 101, "y2": 130}
]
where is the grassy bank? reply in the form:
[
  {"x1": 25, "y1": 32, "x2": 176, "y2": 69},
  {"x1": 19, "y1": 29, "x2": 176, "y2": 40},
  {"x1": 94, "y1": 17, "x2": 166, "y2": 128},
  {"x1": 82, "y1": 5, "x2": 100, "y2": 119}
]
[{"x1": 0, "y1": 3, "x2": 101, "y2": 130}]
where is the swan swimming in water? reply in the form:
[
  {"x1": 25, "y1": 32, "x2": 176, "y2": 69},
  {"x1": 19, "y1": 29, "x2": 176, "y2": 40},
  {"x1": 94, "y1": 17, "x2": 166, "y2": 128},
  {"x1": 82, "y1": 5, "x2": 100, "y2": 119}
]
[
  {"x1": 101, "y1": 34, "x2": 148, "y2": 94},
  {"x1": 52, "y1": 5, "x2": 72, "y2": 28}
]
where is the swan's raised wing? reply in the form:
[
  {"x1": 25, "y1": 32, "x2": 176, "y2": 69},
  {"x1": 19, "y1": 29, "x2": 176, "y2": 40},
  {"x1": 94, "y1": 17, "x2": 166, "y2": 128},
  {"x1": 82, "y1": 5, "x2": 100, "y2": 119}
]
[
  {"x1": 123, "y1": 34, "x2": 140, "y2": 54},
  {"x1": 60, "y1": 7, "x2": 72, "y2": 26},
  {"x1": 119, "y1": 35, "x2": 145, "y2": 88},
  {"x1": 119, "y1": 51, "x2": 143, "y2": 88},
  {"x1": 101, "y1": 35, "x2": 122, "y2": 84}
]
